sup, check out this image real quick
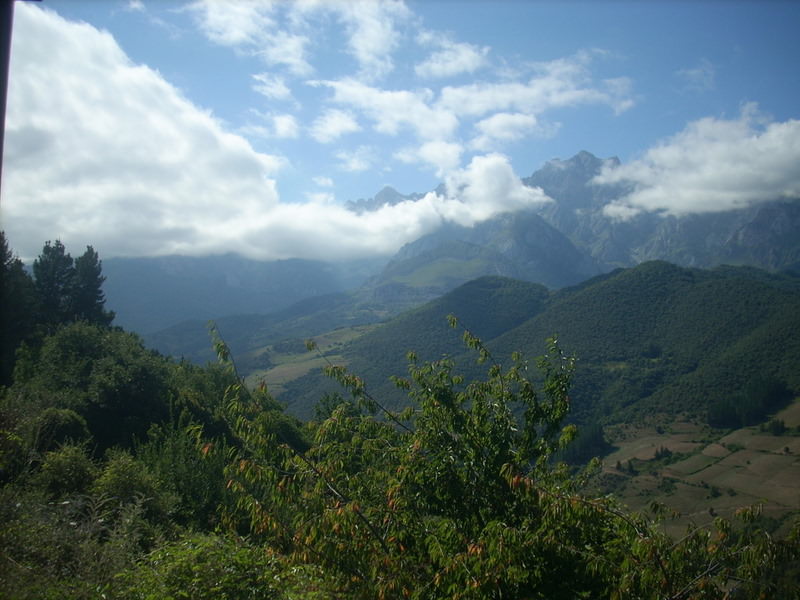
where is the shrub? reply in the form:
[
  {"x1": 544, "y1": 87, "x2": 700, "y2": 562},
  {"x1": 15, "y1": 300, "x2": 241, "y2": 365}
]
[
  {"x1": 118, "y1": 533, "x2": 338, "y2": 600},
  {"x1": 32, "y1": 407, "x2": 90, "y2": 452},
  {"x1": 35, "y1": 443, "x2": 97, "y2": 499},
  {"x1": 91, "y1": 449, "x2": 176, "y2": 526}
]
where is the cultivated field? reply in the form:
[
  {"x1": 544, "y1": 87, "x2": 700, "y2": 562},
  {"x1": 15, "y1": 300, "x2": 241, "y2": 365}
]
[{"x1": 602, "y1": 400, "x2": 800, "y2": 536}]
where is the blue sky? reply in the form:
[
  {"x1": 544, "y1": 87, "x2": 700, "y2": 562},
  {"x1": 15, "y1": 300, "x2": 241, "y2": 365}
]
[{"x1": 2, "y1": 0, "x2": 799, "y2": 261}]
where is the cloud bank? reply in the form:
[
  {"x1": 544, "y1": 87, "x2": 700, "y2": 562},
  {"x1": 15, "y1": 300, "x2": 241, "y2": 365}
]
[
  {"x1": 595, "y1": 104, "x2": 800, "y2": 219},
  {"x1": 2, "y1": 3, "x2": 552, "y2": 262}
]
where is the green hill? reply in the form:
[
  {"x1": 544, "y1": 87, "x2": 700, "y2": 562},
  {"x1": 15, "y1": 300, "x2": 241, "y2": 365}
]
[
  {"x1": 280, "y1": 262, "x2": 800, "y2": 426},
  {"x1": 280, "y1": 276, "x2": 549, "y2": 417},
  {"x1": 490, "y1": 262, "x2": 800, "y2": 422}
]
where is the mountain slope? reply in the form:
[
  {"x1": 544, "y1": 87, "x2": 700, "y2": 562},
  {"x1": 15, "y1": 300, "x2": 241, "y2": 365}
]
[
  {"x1": 279, "y1": 262, "x2": 800, "y2": 425},
  {"x1": 356, "y1": 210, "x2": 600, "y2": 313},
  {"x1": 525, "y1": 151, "x2": 800, "y2": 272},
  {"x1": 280, "y1": 276, "x2": 550, "y2": 417},
  {"x1": 104, "y1": 254, "x2": 384, "y2": 334},
  {"x1": 488, "y1": 262, "x2": 800, "y2": 421}
]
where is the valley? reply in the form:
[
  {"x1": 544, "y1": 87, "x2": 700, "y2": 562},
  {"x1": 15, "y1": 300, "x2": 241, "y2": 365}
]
[{"x1": 103, "y1": 152, "x2": 800, "y2": 554}]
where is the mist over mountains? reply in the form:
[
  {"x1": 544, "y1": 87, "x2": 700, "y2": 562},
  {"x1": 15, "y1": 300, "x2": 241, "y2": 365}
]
[{"x1": 104, "y1": 150, "x2": 800, "y2": 339}]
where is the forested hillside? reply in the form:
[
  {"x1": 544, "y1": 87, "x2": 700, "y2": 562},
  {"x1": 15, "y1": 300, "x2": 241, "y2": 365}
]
[
  {"x1": 2, "y1": 234, "x2": 799, "y2": 598},
  {"x1": 280, "y1": 262, "x2": 800, "y2": 431}
]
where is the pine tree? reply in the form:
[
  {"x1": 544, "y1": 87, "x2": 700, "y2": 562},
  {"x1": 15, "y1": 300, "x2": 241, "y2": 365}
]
[
  {"x1": 0, "y1": 231, "x2": 38, "y2": 384},
  {"x1": 73, "y1": 246, "x2": 114, "y2": 327},
  {"x1": 33, "y1": 240, "x2": 75, "y2": 331}
]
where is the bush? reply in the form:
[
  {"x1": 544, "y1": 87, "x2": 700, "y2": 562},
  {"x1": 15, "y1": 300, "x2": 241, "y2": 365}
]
[
  {"x1": 118, "y1": 533, "x2": 338, "y2": 600},
  {"x1": 35, "y1": 443, "x2": 97, "y2": 499},
  {"x1": 135, "y1": 423, "x2": 230, "y2": 530},
  {"x1": 91, "y1": 449, "x2": 176, "y2": 526},
  {"x1": 31, "y1": 407, "x2": 90, "y2": 452},
  {"x1": 0, "y1": 486, "x2": 147, "y2": 600}
]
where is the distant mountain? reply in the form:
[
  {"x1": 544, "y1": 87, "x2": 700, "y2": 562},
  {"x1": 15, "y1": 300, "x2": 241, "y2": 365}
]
[
  {"x1": 143, "y1": 291, "x2": 374, "y2": 371},
  {"x1": 344, "y1": 185, "x2": 427, "y2": 214},
  {"x1": 280, "y1": 262, "x2": 800, "y2": 423},
  {"x1": 104, "y1": 254, "x2": 385, "y2": 334},
  {"x1": 128, "y1": 149, "x2": 800, "y2": 346},
  {"x1": 524, "y1": 150, "x2": 800, "y2": 271},
  {"x1": 355, "y1": 210, "x2": 600, "y2": 312}
]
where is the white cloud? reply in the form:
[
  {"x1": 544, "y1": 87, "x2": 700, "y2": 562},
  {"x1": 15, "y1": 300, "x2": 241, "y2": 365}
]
[
  {"x1": 470, "y1": 112, "x2": 543, "y2": 150},
  {"x1": 190, "y1": 0, "x2": 411, "y2": 80},
  {"x1": 415, "y1": 31, "x2": 489, "y2": 79},
  {"x1": 1, "y1": 4, "x2": 630, "y2": 265},
  {"x1": 305, "y1": 191, "x2": 335, "y2": 204},
  {"x1": 258, "y1": 30, "x2": 312, "y2": 76},
  {"x1": 335, "y1": 146, "x2": 375, "y2": 172},
  {"x1": 272, "y1": 114, "x2": 299, "y2": 138},
  {"x1": 310, "y1": 108, "x2": 361, "y2": 143},
  {"x1": 4, "y1": 4, "x2": 284, "y2": 260},
  {"x1": 186, "y1": 0, "x2": 275, "y2": 47},
  {"x1": 188, "y1": 0, "x2": 312, "y2": 75},
  {"x1": 252, "y1": 73, "x2": 293, "y2": 101},
  {"x1": 396, "y1": 141, "x2": 463, "y2": 177},
  {"x1": 315, "y1": 78, "x2": 458, "y2": 141},
  {"x1": 595, "y1": 104, "x2": 800, "y2": 219},
  {"x1": 313, "y1": 176, "x2": 334, "y2": 187},
  {"x1": 440, "y1": 153, "x2": 552, "y2": 225},
  {"x1": 237, "y1": 110, "x2": 298, "y2": 140},
  {"x1": 438, "y1": 52, "x2": 633, "y2": 118},
  {"x1": 328, "y1": 0, "x2": 411, "y2": 79}
]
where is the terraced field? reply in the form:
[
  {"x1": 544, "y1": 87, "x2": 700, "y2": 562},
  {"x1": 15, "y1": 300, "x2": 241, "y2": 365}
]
[
  {"x1": 244, "y1": 324, "x2": 377, "y2": 396},
  {"x1": 601, "y1": 400, "x2": 800, "y2": 536}
]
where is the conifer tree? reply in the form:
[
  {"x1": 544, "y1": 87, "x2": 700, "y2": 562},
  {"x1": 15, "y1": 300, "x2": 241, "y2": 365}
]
[
  {"x1": 33, "y1": 240, "x2": 75, "y2": 330},
  {"x1": 0, "y1": 231, "x2": 38, "y2": 384},
  {"x1": 73, "y1": 245, "x2": 114, "y2": 326}
]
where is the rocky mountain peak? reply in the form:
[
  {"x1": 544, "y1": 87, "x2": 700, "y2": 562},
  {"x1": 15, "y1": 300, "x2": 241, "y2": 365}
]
[{"x1": 346, "y1": 185, "x2": 424, "y2": 214}]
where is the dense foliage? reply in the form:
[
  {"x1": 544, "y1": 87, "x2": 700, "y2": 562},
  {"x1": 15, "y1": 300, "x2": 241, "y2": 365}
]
[
  {"x1": 281, "y1": 262, "x2": 800, "y2": 428},
  {"x1": 1, "y1": 237, "x2": 798, "y2": 598},
  {"x1": 0, "y1": 233, "x2": 114, "y2": 386},
  {"x1": 219, "y1": 324, "x2": 799, "y2": 599}
]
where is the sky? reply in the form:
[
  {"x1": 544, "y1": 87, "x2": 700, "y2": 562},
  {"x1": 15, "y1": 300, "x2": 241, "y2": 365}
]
[{"x1": 2, "y1": 0, "x2": 799, "y2": 262}]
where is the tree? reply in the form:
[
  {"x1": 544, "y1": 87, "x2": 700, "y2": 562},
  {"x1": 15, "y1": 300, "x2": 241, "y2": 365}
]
[
  {"x1": 216, "y1": 319, "x2": 799, "y2": 599},
  {"x1": 72, "y1": 245, "x2": 114, "y2": 326},
  {"x1": 0, "y1": 231, "x2": 38, "y2": 385},
  {"x1": 8, "y1": 322, "x2": 171, "y2": 451},
  {"x1": 32, "y1": 240, "x2": 75, "y2": 331}
]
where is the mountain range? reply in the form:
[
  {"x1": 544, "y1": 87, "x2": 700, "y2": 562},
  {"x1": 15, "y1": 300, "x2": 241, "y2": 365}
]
[{"x1": 105, "y1": 150, "x2": 799, "y2": 345}]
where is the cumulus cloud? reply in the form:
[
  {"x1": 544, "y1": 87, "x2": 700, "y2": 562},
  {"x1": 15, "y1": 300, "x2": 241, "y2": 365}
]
[
  {"x1": 272, "y1": 114, "x2": 300, "y2": 138},
  {"x1": 595, "y1": 104, "x2": 800, "y2": 219},
  {"x1": 237, "y1": 111, "x2": 299, "y2": 140},
  {"x1": 415, "y1": 31, "x2": 489, "y2": 79},
  {"x1": 189, "y1": 0, "x2": 410, "y2": 80},
  {"x1": 125, "y1": 1, "x2": 145, "y2": 13},
  {"x1": 310, "y1": 108, "x2": 361, "y2": 143},
  {"x1": 1, "y1": 4, "x2": 611, "y2": 265},
  {"x1": 3, "y1": 4, "x2": 283, "y2": 259},
  {"x1": 440, "y1": 153, "x2": 552, "y2": 225},
  {"x1": 186, "y1": 0, "x2": 275, "y2": 47}
]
